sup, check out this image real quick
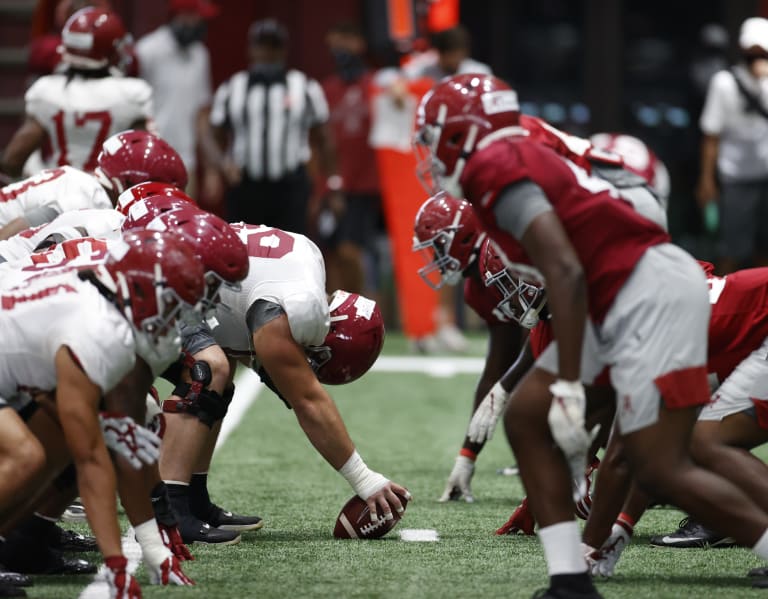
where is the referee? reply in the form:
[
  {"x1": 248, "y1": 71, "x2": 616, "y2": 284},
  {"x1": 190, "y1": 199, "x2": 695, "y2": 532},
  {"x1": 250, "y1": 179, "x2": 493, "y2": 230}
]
[{"x1": 203, "y1": 19, "x2": 342, "y2": 235}]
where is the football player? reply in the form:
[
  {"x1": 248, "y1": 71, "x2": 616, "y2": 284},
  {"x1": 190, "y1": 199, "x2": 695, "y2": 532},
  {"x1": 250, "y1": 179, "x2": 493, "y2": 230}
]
[
  {"x1": 583, "y1": 261, "x2": 768, "y2": 578},
  {"x1": 415, "y1": 73, "x2": 768, "y2": 599},
  {"x1": 0, "y1": 230, "x2": 203, "y2": 597},
  {"x1": 0, "y1": 129, "x2": 187, "y2": 241},
  {"x1": 153, "y1": 220, "x2": 410, "y2": 545},
  {"x1": 1, "y1": 7, "x2": 153, "y2": 178}
]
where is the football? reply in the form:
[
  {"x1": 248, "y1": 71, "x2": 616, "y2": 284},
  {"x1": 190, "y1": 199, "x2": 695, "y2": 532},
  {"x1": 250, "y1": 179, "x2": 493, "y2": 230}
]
[{"x1": 333, "y1": 493, "x2": 408, "y2": 539}]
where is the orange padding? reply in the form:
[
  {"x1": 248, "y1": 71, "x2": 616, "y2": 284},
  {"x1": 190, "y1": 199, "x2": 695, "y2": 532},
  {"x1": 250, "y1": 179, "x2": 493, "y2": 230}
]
[{"x1": 427, "y1": 0, "x2": 460, "y2": 33}]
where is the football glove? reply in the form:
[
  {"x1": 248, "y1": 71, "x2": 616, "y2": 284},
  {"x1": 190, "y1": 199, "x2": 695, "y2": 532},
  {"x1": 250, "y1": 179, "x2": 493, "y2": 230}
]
[
  {"x1": 438, "y1": 454, "x2": 475, "y2": 503},
  {"x1": 547, "y1": 380, "x2": 600, "y2": 501},
  {"x1": 158, "y1": 523, "x2": 194, "y2": 562},
  {"x1": 467, "y1": 381, "x2": 510, "y2": 444},
  {"x1": 586, "y1": 520, "x2": 633, "y2": 578},
  {"x1": 104, "y1": 555, "x2": 141, "y2": 599},
  {"x1": 100, "y1": 413, "x2": 161, "y2": 470}
]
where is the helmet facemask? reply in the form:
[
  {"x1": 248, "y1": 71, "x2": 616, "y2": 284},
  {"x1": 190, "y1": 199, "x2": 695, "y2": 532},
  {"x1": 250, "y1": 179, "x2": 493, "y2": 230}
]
[
  {"x1": 413, "y1": 227, "x2": 463, "y2": 289},
  {"x1": 484, "y1": 266, "x2": 547, "y2": 329}
]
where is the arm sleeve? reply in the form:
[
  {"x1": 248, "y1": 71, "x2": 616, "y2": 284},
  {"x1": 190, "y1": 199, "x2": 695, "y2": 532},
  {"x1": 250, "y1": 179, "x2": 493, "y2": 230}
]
[
  {"x1": 210, "y1": 80, "x2": 230, "y2": 128},
  {"x1": 700, "y1": 71, "x2": 728, "y2": 135},
  {"x1": 24, "y1": 204, "x2": 59, "y2": 226},
  {"x1": 198, "y1": 49, "x2": 213, "y2": 109},
  {"x1": 305, "y1": 77, "x2": 330, "y2": 126},
  {"x1": 492, "y1": 180, "x2": 553, "y2": 239}
]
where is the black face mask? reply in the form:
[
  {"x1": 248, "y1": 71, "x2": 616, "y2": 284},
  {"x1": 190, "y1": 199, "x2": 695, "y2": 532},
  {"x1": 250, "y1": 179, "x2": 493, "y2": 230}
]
[
  {"x1": 331, "y1": 49, "x2": 365, "y2": 82},
  {"x1": 170, "y1": 21, "x2": 207, "y2": 48},
  {"x1": 249, "y1": 63, "x2": 286, "y2": 84}
]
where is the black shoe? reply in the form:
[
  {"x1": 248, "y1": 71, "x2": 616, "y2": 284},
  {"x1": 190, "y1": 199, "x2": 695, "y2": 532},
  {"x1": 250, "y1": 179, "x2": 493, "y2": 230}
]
[
  {"x1": 178, "y1": 516, "x2": 241, "y2": 545},
  {"x1": 204, "y1": 505, "x2": 263, "y2": 532},
  {"x1": 6, "y1": 548, "x2": 95, "y2": 575},
  {"x1": 46, "y1": 525, "x2": 97, "y2": 553},
  {"x1": 532, "y1": 587, "x2": 604, "y2": 599},
  {"x1": 0, "y1": 583, "x2": 25, "y2": 597},
  {"x1": 649, "y1": 516, "x2": 737, "y2": 548},
  {"x1": 0, "y1": 567, "x2": 30, "y2": 588},
  {"x1": 750, "y1": 567, "x2": 768, "y2": 577}
]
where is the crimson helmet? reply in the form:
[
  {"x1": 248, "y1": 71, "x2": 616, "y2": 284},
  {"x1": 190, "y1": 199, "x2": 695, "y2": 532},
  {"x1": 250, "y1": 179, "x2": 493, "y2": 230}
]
[
  {"x1": 121, "y1": 192, "x2": 199, "y2": 231},
  {"x1": 116, "y1": 182, "x2": 195, "y2": 216},
  {"x1": 479, "y1": 239, "x2": 546, "y2": 330},
  {"x1": 61, "y1": 7, "x2": 130, "y2": 70},
  {"x1": 95, "y1": 131, "x2": 188, "y2": 196},
  {"x1": 413, "y1": 192, "x2": 486, "y2": 289},
  {"x1": 97, "y1": 230, "x2": 204, "y2": 352},
  {"x1": 310, "y1": 290, "x2": 385, "y2": 385},
  {"x1": 415, "y1": 74, "x2": 523, "y2": 198},
  {"x1": 589, "y1": 132, "x2": 671, "y2": 205},
  {"x1": 146, "y1": 209, "x2": 249, "y2": 311}
]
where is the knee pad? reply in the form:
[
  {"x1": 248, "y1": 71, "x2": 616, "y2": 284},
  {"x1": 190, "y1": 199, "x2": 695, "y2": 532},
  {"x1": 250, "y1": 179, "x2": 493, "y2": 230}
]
[{"x1": 163, "y1": 360, "x2": 232, "y2": 428}]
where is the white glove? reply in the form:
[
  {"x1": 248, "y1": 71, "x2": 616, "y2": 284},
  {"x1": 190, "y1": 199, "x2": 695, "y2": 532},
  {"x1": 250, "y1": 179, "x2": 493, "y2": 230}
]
[
  {"x1": 587, "y1": 522, "x2": 632, "y2": 578},
  {"x1": 134, "y1": 520, "x2": 194, "y2": 587},
  {"x1": 438, "y1": 454, "x2": 475, "y2": 503},
  {"x1": 100, "y1": 412, "x2": 161, "y2": 470},
  {"x1": 467, "y1": 381, "x2": 510, "y2": 444},
  {"x1": 547, "y1": 380, "x2": 599, "y2": 501}
]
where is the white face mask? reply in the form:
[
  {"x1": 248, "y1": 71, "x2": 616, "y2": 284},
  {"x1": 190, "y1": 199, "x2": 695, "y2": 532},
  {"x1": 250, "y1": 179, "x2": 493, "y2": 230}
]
[{"x1": 133, "y1": 328, "x2": 182, "y2": 378}]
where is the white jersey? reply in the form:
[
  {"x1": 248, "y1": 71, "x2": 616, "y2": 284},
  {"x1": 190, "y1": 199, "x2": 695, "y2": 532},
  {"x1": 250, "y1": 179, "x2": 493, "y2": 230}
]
[
  {"x1": 0, "y1": 271, "x2": 135, "y2": 398},
  {"x1": 0, "y1": 208, "x2": 123, "y2": 263},
  {"x1": 0, "y1": 167, "x2": 112, "y2": 228},
  {"x1": 25, "y1": 73, "x2": 153, "y2": 172},
  {"x1": 212, "y1": 223, "x2": 329, "y2": 352}
]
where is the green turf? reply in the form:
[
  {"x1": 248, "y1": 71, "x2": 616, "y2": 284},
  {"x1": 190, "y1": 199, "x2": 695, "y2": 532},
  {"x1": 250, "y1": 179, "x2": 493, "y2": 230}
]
[{"x1": 33, "y1": 333, "x2": 768, "y2": 598}]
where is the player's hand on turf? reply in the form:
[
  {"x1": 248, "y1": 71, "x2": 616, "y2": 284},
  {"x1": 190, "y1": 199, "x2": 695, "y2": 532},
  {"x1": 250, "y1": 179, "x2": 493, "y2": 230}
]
[
  {"x1": 364, "y1": 481, "x2": 412, "y2": 523},
  {"x1": 158, "y1": 522, "x2": 194, "y2": 562},
  {"x1": 586, "y1": 522, "x2": 631, "y2": 578},
  {"x1": 547, "y1": 380, "x2": 599, "y2": 501},
  {"x1": 147, "y1": 555, "x2": 195, "y2": 586},
  {"x1": 104, "y1": 555, "x2": 142, "y2": 599},
  {"x1": 468, "y1": 381, "x2": 510, "y2": 443},
  {"x1": 438, "y1": 454, "x2": 475, "y2": 503},
  {"x1": 100, "y1": 412, "x2": 161, "y2": 469}
]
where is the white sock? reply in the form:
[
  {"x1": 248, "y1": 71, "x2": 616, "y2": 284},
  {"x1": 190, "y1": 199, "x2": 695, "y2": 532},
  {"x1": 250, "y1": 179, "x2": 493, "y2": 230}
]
[
  {"x1": 753, "y1": 529, "x2": 768, "y2": 560},
  {"x1": 538, "y1": 521, "x2": 588, "y2": 576}
]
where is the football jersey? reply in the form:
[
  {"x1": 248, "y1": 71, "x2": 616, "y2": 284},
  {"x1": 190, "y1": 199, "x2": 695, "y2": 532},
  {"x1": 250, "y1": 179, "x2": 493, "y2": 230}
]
[
  {"x1": 25, "y1": 74, "x2": 153, "y2": 172},
  {"x1": 0, "y1": 208, "x2": 123, "y2": 263},
  {"x1": 460, "y1": 138, "x2": 670, "y2": 323},
  {"x1": 212, "y1": 223, "x2": 330, "y2": 353},
  {"x1": 0, "y1": 271, "x2": 135, "y2": 397},
  {"x1": 706, "y1": 266, "x2": 768, "y2": 381},
  {"x1": 0, "y1": 167, "x2": 112, "y2": 228},
  {"x1": 521, "y1": 115, "x2": 623, "y2": 174}
]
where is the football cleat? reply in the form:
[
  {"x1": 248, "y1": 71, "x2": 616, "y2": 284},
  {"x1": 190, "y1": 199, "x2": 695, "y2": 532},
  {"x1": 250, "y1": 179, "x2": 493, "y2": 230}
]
[
  {"x1": 178, "y1": 517, "x2": 241, "y2": 546},
  {"x1": 0, "y1": 583, "x2": 25, "y2": 597},
  {"x1": 531, "y1": 586, "x2": 604, "y2": 599},
  {"x1": 495, "y1": 497, "x2": 535, "y2": 536},
  {"x1": 61, "y1": 500, "x2": 87, "y2": 523},
  {"x1": 47, "y1": 525, "x2": 97, "y2": 553},
  {"x1": 204, "y1": 505, "x2": 263, "y2": 533},
  {"x1": 649, "y1": 516, "x2": 737, "y2": 548}
]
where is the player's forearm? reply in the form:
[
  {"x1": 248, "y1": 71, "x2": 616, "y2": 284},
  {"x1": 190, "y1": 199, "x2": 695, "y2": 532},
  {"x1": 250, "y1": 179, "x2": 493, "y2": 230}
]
[
  {"x1": 546, "y1": 265, "x2": 586, "y2": 381},
  {"x1": 293, "y1": 391, "x2": 355, "y2": 470},
  {"x1": 75, "y1": 450, "x2": 123, "y2": 556}
]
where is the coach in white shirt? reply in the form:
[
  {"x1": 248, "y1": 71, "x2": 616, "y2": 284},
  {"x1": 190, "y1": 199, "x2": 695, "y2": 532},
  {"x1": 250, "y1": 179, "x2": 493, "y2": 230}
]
[
  {"x1": 698, "y1": 17, "x2": 768, "y2": 273},
  {"x1": 201, "y1": 19, "x2": 342, "y2": 236},
  {"x1": 136, "y1": 0, "x2": 218, "y2": 192}
]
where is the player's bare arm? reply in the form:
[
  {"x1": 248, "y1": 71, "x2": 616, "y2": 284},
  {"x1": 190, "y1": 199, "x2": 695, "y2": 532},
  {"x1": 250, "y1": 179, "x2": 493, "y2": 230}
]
[
  {"x1": 0, "y1": 117, "x2": 47, "y2": 178},
  {"x1": 55, "y1": 346, "x2": 123, "y2": 558},
  {"x1": 520, "y1": 212, "x2": 586, "y2": 382}
]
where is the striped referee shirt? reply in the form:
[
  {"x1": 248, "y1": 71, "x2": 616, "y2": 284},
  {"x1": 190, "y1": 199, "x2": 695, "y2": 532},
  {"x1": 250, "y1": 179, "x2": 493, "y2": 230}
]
[{"x1": 210, "y1": 68, "x2": 329, "y2": 181}]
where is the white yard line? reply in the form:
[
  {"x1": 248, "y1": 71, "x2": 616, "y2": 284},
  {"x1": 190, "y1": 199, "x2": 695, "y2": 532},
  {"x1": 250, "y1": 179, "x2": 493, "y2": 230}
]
[
  {"x1": 372, "y1": 355, "x2": 484, "y2": 377},
  {"x1": 79, "y1": 368, "x2": 264, "y2": 598}
]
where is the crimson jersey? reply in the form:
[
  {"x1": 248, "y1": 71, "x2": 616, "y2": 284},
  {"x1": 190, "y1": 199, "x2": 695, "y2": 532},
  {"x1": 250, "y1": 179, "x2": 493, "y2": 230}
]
[
  {"x1": 460, "y1": 138, "x2": 670, "y2": 322},
  {"x1": 706, "y1": 266, "x2": 768, "y2": 381},
  {"x1": 521, "y1": 115, "x2": 622, "y2": 174},
  {"x1": 463, "y1": 274, "x2": 508, "y2": 325}
]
